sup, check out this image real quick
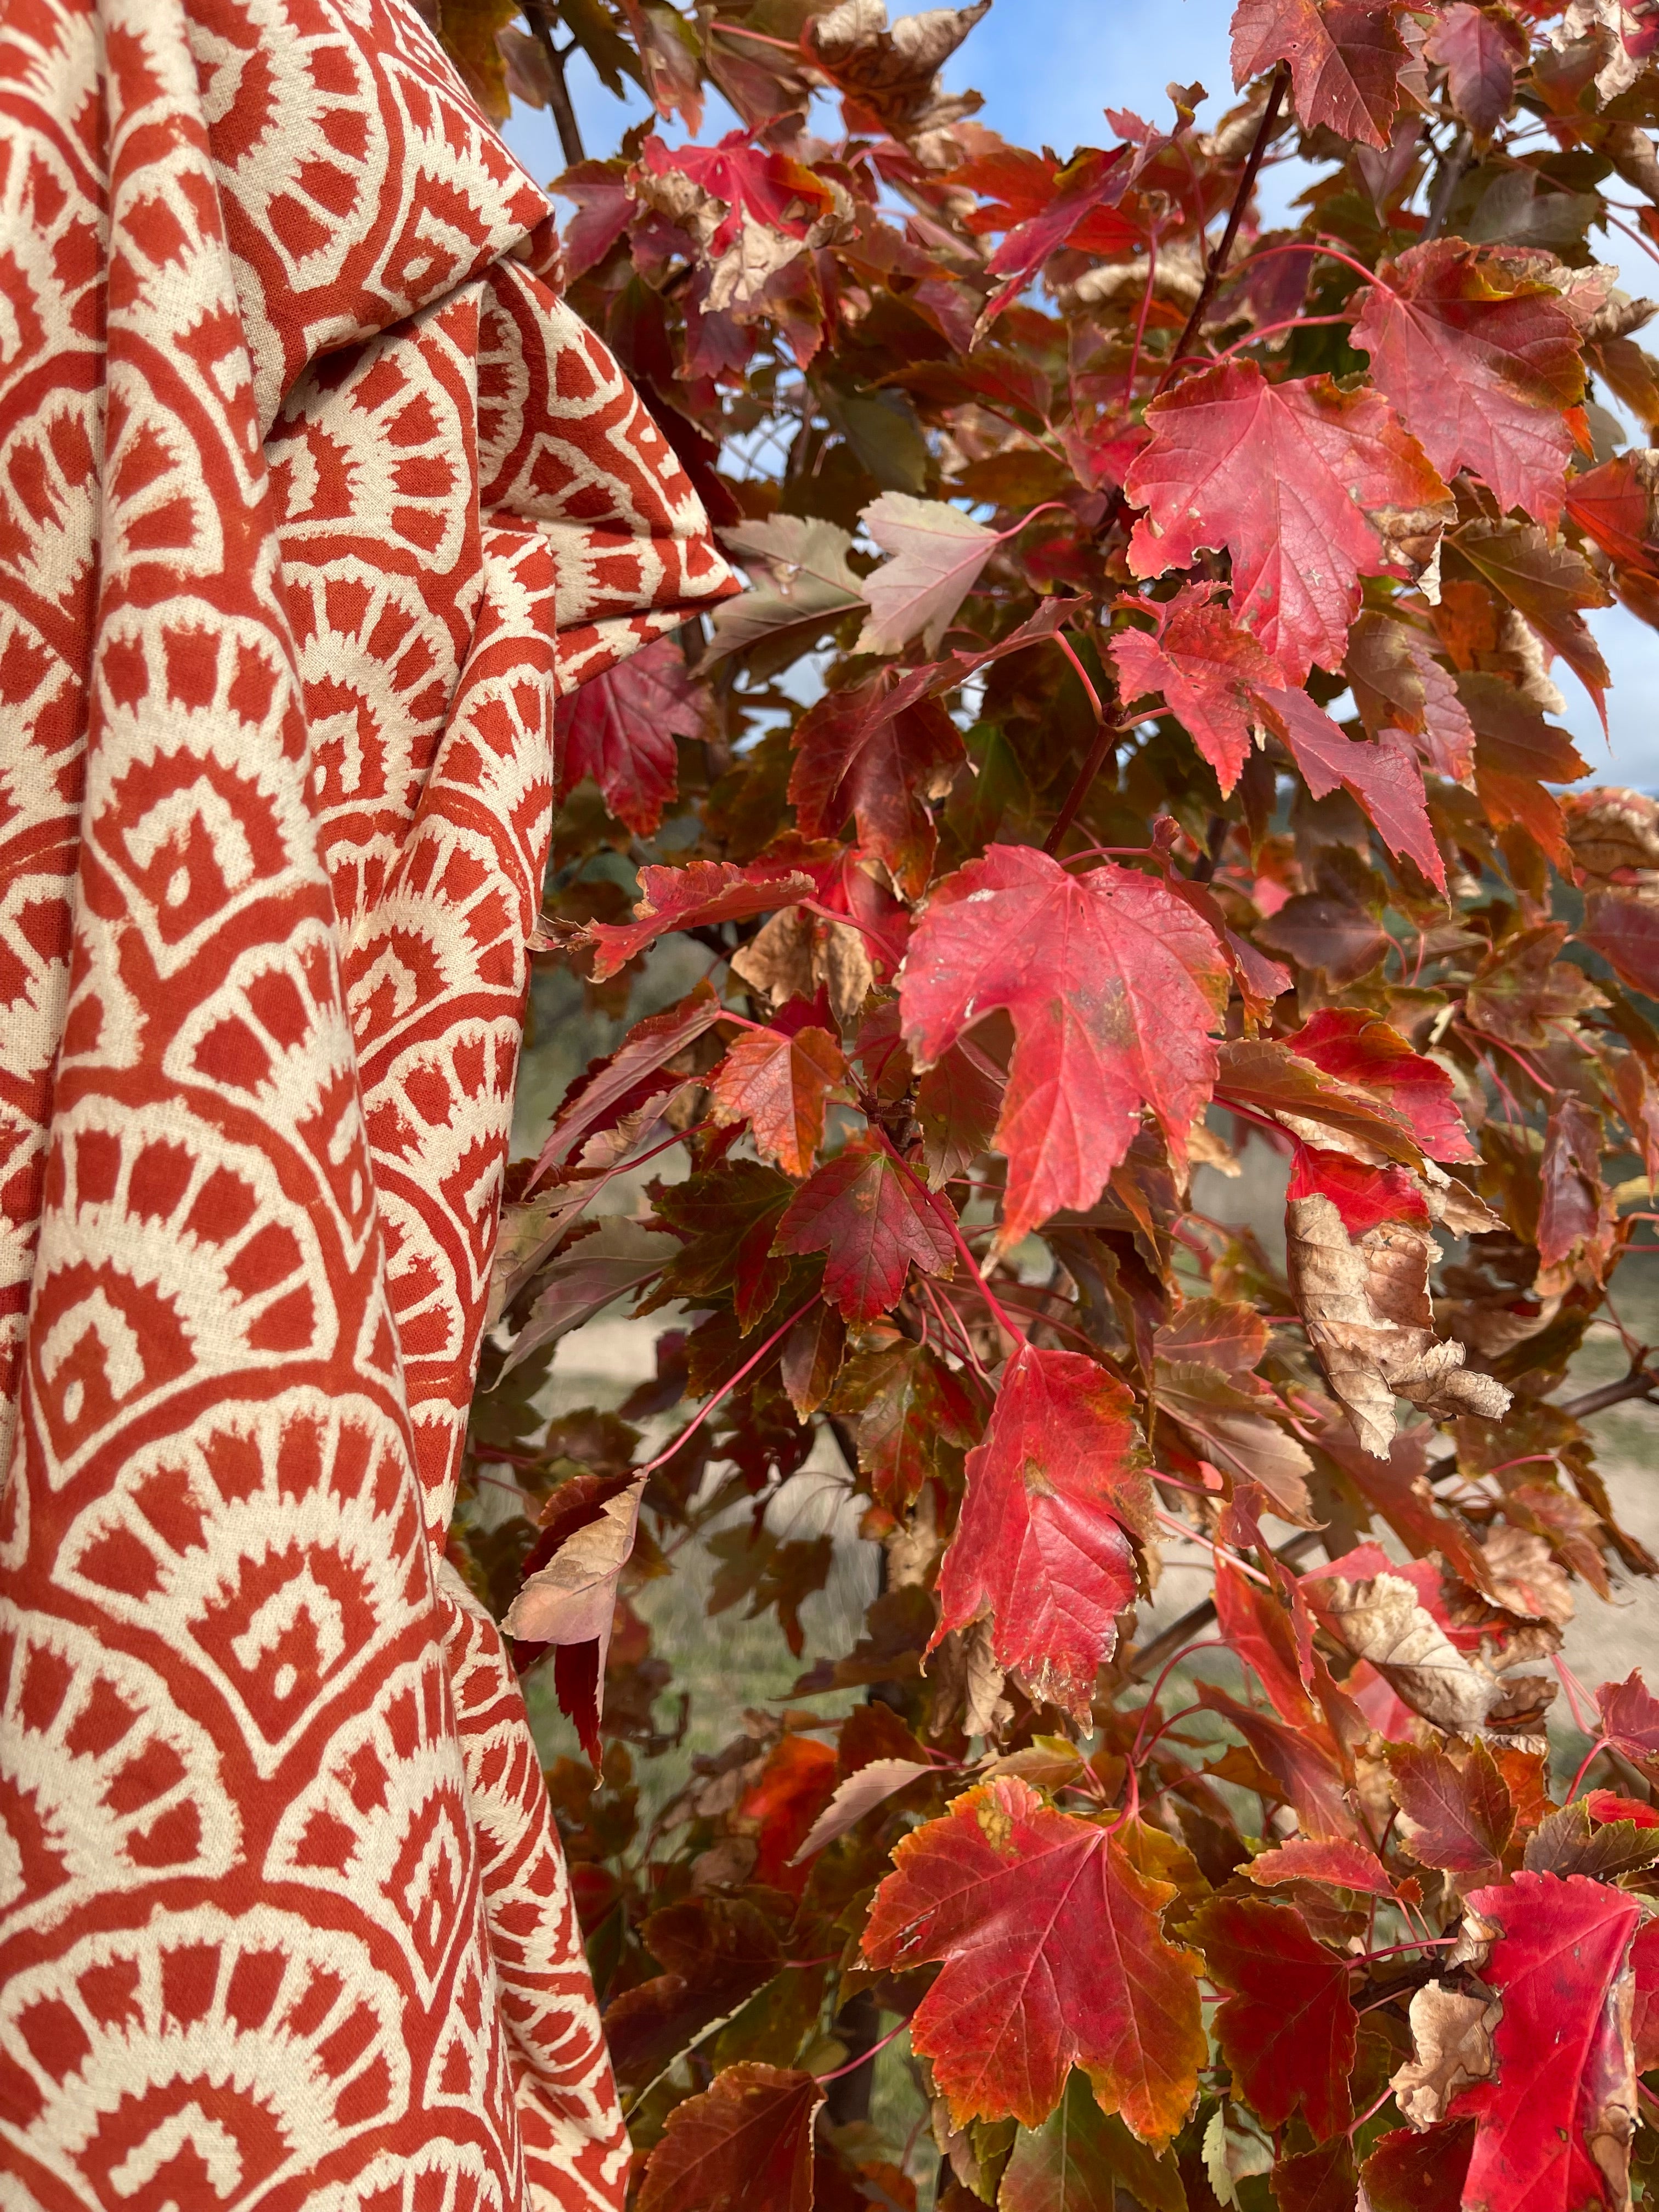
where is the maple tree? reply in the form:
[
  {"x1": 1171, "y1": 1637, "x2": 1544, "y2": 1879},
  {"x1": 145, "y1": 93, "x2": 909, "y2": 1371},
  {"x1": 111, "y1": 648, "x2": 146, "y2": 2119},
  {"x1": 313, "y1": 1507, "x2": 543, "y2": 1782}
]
[{"x1": 433, "y1": 1, "x2": 1659, "y2": 2205}]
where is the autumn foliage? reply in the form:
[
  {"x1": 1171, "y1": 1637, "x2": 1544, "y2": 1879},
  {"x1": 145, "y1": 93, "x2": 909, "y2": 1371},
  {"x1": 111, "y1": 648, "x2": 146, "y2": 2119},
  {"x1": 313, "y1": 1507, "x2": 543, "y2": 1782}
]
[{"x1": 437, "y1": 2, "x2": 1659, "y2": 2207}]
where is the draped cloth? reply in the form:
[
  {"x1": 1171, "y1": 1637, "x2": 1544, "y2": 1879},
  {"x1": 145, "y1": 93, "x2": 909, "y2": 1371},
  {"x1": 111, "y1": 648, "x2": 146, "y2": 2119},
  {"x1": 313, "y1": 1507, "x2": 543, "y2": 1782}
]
[{"x1": 0, "y1": 1, "x2": 734, "y2": 2202}]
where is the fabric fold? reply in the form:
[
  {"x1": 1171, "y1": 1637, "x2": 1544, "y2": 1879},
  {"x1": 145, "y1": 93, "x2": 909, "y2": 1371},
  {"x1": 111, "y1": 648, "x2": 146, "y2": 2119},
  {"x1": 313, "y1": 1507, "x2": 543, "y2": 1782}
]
[{"x1": 0, "y1": 0, "x2": 735, "y2": 2202}]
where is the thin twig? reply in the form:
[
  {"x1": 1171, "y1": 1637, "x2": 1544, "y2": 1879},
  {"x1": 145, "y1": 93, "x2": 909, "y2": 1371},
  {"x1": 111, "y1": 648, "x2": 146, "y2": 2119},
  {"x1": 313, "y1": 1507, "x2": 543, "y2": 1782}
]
[
  {"x1": 1156, "y1": 64, "x2": 1291, "y2": 396},
  {"x1": 1129, "y1": 1364, "x2": 1659, "y2": 1677},
  {"x1": 1422, "y1": 126, "x2": 1471, "y2": 244}
]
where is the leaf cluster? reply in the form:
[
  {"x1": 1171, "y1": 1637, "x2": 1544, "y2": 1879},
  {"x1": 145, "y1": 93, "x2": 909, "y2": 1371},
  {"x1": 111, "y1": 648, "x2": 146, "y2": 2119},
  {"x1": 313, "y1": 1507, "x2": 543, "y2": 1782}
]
[{"x1": 440, "y1": 4, "x2": 1659, "y2": 2207}]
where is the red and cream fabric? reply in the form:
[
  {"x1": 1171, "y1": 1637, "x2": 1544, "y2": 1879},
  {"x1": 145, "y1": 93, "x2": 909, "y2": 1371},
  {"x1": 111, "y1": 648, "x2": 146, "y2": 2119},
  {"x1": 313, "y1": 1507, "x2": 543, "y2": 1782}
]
[{"x1": 0, "y1": 1, "x2": 733, "y2": 2203}]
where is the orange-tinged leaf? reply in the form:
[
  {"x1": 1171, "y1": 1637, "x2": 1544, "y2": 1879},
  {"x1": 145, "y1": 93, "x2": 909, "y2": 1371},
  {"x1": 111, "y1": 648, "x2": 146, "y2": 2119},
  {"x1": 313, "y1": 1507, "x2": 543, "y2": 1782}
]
[
  {"x1": 1244, "y1": 1837, "x2": 1396, "y2": 1897},
  {"x1": 901, "y1": 845, "x2": 1229, "y2": 1250},
  {"x1": 861, "y1": 1781, "x2": 1205, "y2": 2141},
  {"x1": 933, "y1": 1345, "x2": 1148, "y2": 1724},
  {"x1": 587, "y1": 860, "x2": 816, "y2": 980},
  {"x1": 1353, "y1": 242, "x2": 1588, "y2": 525},
  {"x1": 637, "y1": 2062, "x2": 823, "y2": 2212},
  {"x1": 709, "y1": 1024, "x2": 848, "y2": 1176},
  {"x1": 772, "y1": 1133, "x2": 956, "y2": 1322},
  {"x1": 1187, "y1": 1894, "x2": 1357, "y2": 2141},
  {"x1": 740, "y1": 1734, "x2": 839, "y2": 1889},
  {"x1": 1126, "y1": 364, "x2": 1451, "y2": 683},
  {"x1": 1388, "y1": 1738, "x2": 1513, "y2": 1885}
]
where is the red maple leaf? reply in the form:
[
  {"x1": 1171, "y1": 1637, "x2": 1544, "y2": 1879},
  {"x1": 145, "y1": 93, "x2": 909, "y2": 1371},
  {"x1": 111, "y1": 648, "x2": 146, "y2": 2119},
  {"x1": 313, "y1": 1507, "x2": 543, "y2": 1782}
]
[
  {"x1": 1110, "y1": 584, "x2": 1281, "y2": 795},
  {"x1": 1352, "y1": 242, "x2": 1589, "y2": 526},
  {"x1": 1125, "y1": 364, "x2": 1449, "y2": 684},
  {"x1": 788, "y1": 673, "x2": 965, "y2": 898},
  {"x1": 1596, "y1": 1669, "x2": 1659, "y2": 1777},
  {"x1": 641, "y1": 131, "x2": 838, "y2": 254},
  {"x1": 531, "y1": 979, "x2": 727, "y2": 1182},
  {"x1": 1188, "y1": 1894, "x2": 1357, "y2": 2140},
  {"x1": 1289, "y1": 1007, "x2": 1478, "y2": 1161},
  {"x1": 900, "y1": 846, "x2": 1229, "y2": 1250},
  {"x1": 933, "y1": 1345, "x2": 1148, "y2": 1723},
  {"x1": 771, "y1": 1133, "x2": 956, "y2": 1322},
  {"x1": 1254, "y1": 686, "x2": 1446, "y2": 889},
  {"x1": 1286, "y1": 1144, "x2": 1429, "y2": 1235},
  {"x1": 1633, "y1": 1917, "x2": 1659, "y2": 2073},
  {"x1": 861, "y1": 1780, "x2": 1205, "y2": 2140},
  {"x1": 1389, "y1": 1738, "x2": 1514, "y2": 1892},
  {"x1": 557, "y1": 633, "x2": 706, "y2": 834},
  {"x1": 1231, "y1": 0, "x2": 1412, "y2": 148},
  {"x1": 1424, "y1": 3, "x2": 1528, "y2": 140},
  {"x1": 1455, "y1": 1872, "x2": 1641, "y2": 2212},
  {"x1": 708, "y1": 1024, "x2": 848, "y2": 1177},
  {"x1": 637, "y1": 2062, "x2": 823, "y2": 2212},
  {"x1": 587, "y1": 860, "x2": 816, "y2": 980}
]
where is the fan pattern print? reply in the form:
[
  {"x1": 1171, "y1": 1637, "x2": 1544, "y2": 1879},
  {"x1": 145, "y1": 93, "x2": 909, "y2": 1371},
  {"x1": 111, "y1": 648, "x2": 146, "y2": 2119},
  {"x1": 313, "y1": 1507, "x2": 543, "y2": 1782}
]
[{"x1": 0, "y1": 0, "x2": 735, "y2": 2204}]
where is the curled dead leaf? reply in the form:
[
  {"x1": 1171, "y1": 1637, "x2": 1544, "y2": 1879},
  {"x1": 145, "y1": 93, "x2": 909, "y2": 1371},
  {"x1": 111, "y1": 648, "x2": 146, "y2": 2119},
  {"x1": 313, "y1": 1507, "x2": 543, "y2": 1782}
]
[
  {"x1": 1321, "y1": 1571, "x2": 1493, "y2": 1734},
  {"x1": 1390, "y1": 1982, "x2": 1499, "y2": 2129},
  {"x1": 1286, "y1": 1192, "x2": 1510, "y2": 1456}
]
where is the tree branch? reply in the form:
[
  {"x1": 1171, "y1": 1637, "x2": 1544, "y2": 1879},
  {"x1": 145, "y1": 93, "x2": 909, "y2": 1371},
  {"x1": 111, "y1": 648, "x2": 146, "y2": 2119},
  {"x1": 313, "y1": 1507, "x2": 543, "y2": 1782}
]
[
  {"x1": 1155, "y1": 63, "x2": 1290, "y2": 397},
  {"x1": 523, "y1": 2, "x2": 585, "y2": 167},
  {"x1": 1128, "y1": 1364, "x2": 1659, "y2": 1679}
]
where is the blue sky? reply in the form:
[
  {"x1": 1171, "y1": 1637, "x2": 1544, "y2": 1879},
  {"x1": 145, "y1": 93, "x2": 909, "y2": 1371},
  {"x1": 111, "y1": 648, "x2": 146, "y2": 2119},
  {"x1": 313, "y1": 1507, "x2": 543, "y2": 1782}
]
[{"x1": 501, "y1": 1, "x2": 1659, "y2": 786}]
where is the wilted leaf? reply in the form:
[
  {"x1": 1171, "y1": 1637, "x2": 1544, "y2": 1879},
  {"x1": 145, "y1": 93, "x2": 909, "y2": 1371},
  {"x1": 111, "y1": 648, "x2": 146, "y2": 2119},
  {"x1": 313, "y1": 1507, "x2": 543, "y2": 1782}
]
[
  {"x1": 1286, "y1": 1190, "x2": 1510, "y2": 1456},
  {"x1": 1318, "y1": 1571, "x2": 1493, "y2": 1734},
  {"x1": 861, "y1": 1780, "x2": 1206, "y2": 2141},
  {"x1": 504, "y1": 1469, "x2": 646, "y2": 1762},
  {"x1": 933, "y1": 1345, "x2": 1149, "y2": 1723},
  {"x1": 1390, "y1": 1982, "x2": 1499, "y2": 2128},
  {"x1": 855, "y1": 494, "x2": 1002, "y2": 657}
]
